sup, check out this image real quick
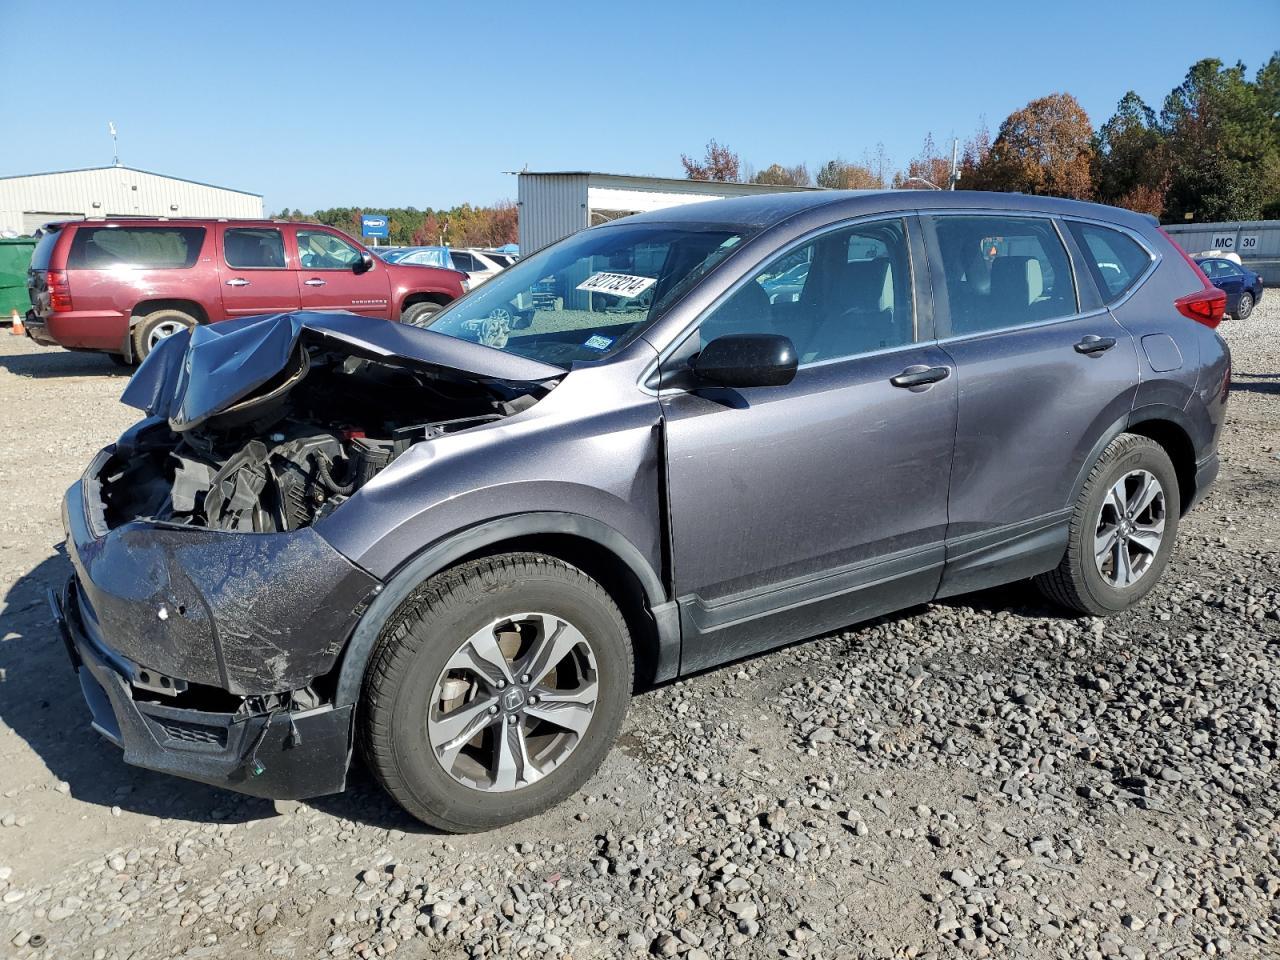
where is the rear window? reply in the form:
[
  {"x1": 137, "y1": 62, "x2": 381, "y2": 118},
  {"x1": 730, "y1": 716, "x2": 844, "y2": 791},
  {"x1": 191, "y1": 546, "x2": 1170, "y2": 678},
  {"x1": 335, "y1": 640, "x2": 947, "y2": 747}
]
[
  {"x1": 29, "y1": 231, "x2": 60, "y2": 271},
  {"x1": 1067, "y1": 222, "x2": 1153, "y2": 302},
  {"x1": 67, "y1": 226, "x2": 205, "y2": 269}
]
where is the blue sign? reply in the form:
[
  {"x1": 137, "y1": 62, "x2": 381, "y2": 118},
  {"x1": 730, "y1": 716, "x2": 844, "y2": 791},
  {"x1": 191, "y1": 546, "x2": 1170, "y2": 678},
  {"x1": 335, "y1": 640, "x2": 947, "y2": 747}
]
[{"x1": 361, "y1": 215, "x2": 389, "y2": 239}]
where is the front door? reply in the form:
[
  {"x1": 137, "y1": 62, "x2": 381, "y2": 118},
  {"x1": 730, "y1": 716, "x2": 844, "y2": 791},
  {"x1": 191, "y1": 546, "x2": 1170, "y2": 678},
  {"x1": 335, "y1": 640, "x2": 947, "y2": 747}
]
[
  {"x1": 217, "y1": 226, "x2": 301, "y2": 318},
  {"x1": 661, "y1": 217, "x2": 957, "y2": 672},
  {"x1": 295, "y1": 227, "x2": 391, "y2": 318},
  {"x1": 921, "y1": 212, "x2": 1140, "y2": 597}
]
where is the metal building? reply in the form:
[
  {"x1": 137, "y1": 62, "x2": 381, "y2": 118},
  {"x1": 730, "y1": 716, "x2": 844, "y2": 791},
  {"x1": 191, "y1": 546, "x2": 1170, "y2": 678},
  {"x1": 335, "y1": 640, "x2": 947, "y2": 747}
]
[
  {"x1": 1164, "y1": 219, "x2": 1280, "y2": 284},
  {"x1": 0, "y1": 165, "x2": 263, "y2": 236},
  {"x1": 515, "y1": 171, "x2": 817, "y2": 255}
]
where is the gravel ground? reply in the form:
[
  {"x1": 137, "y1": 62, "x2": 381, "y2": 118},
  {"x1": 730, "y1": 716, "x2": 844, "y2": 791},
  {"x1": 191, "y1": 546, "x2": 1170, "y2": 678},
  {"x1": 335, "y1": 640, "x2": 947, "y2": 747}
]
[{"x1": 0, "y1": 304, "x2": 1277, "y2": 960}]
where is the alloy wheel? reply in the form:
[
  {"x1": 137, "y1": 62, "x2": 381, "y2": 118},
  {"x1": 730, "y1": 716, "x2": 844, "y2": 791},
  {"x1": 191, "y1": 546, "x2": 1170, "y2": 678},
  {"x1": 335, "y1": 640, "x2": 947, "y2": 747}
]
[
  {"x1": 1094, "y1": 469, "x2": 1166, "y2": 588},
  {"x1": 427, "y1": 612, "x2": 598, "y2": 793},
  {"x1": 147, "y1": 319, "x2": 187, "y2": 350}
]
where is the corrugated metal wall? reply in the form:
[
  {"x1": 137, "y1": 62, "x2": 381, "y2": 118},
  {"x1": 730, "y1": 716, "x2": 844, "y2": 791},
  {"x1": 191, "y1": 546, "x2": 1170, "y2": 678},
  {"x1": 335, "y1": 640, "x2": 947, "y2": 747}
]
[
  {"x1": 518, "y1": 175, "x2": 588, "y2": 255},
  {"x1": 1165, "y1": 219, "x2": 1280, "y2": 284},
  {"x1": 0, "y1": 167, "x2": 263, "y2": 235}
]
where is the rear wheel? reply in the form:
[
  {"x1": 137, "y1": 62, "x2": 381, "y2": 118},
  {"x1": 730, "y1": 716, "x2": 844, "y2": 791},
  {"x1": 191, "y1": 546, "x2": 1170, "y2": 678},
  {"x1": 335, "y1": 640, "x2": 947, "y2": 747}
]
[
  {"x1": 1035, "y1": 434, "x2": 1180, "y2": 616},
  {"x1": 360, "y1": 554, "x2": 633, "y2": 832},
  {"x1": 132, "y1": 308, "x2": 196, "y2": 361},
  {"x1": 401, "y1": 301, "x2": 444, "y2": 328},
  {"x1": 1235, "y1": 292, "x2": 1254, "y2": 320}
]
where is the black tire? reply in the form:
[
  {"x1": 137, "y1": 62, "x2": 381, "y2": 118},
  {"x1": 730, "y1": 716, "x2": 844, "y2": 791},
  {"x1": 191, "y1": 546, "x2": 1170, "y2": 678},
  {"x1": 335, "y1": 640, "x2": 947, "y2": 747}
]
[
  {"x1": 1035, "y1": 434, "x2": 1180, "y2": 616},
  {"x1": 132, "y1": 308, "x2": 196, "y2": 361},
  {"x1": 1235, "y1": 292, "x2": 1254, "y2": 321},
  {"x1": 401, "y1": 301, "x2": 444, "y2": 328},
  {"x1": 360, "y1": 553, "x2": 633, "y2": 832}
]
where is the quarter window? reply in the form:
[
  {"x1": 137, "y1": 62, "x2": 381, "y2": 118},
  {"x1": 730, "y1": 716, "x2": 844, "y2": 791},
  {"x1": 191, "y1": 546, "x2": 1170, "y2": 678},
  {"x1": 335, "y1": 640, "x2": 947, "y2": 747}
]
[
  {"x1": 929, "y1": 215, "x2": 1076, "y2": 336},
  {"x1": 297, "y1": 229, "x2": 361, "y2": 269},
  {"x1": 68, "y1": 226, "x2": 205, "y2": 269},
  {"x1": 224, "y1": 228, "x2": 286, "y2": 269},
  {"x1": 698, "y1": 218, "x2": 915, "y2": 364},
  {"x1": 1066, "y1": 221, "x2": 1153, "y2": 302}
]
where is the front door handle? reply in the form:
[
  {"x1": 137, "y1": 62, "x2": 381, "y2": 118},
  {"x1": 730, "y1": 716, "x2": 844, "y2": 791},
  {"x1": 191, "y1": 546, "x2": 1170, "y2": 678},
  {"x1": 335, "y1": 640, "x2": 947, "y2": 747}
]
[
  {"x1": 224, "y1": 278, "x2": 250, "y2": 287},
  {"x1": 1074, "y1": 335, "x2": 1117, "y2": 355},
  {"x1": 303, "y1": 278, "x2": 326, "y2": 287},
  {"x1": 890, "y1": 365, "x2": 951, "y2": 389}
]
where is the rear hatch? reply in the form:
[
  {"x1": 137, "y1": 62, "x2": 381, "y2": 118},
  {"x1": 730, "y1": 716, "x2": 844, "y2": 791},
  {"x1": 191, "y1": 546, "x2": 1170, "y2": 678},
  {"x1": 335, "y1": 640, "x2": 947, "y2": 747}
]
[{"x1": 26, "y1": 227, "x2": 65, "y2": 318}]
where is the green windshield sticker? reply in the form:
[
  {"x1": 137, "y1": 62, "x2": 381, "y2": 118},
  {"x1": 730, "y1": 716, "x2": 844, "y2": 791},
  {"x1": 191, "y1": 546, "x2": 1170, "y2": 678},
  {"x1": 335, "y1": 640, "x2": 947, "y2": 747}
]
[{"x1": 576, "y1": 272, "x2": 657, "y2": 299}]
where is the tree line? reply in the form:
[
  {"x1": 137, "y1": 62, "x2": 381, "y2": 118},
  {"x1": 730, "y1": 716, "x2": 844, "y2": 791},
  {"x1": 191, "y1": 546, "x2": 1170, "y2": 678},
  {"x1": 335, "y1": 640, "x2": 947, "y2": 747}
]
[
  {"x1": 681, "y1": 53, "x2": 1280, "y2": 223},
  {"x1": 270, "y1": 202, "x2": 518, "y2": 248}
]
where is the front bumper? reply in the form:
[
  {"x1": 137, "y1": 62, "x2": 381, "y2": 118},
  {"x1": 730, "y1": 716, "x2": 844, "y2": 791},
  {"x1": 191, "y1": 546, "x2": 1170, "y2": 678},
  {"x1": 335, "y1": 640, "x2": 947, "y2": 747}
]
[{"x1": 51, "y1": 579, "x2": 354, "y2": 799}]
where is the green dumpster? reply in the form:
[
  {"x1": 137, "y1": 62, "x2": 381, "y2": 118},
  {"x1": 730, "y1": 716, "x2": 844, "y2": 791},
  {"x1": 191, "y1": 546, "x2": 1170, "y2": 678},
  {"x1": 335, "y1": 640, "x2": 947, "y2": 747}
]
[{"x1": 0, "y1": 237, "x2": 38, "y2": 321}]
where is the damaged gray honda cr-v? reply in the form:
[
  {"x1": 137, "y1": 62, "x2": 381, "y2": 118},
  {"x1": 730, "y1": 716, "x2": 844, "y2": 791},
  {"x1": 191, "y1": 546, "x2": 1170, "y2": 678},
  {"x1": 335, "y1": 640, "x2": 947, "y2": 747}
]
[{"x1": 54, "y1": 190, "x2": 1230, "y2": 831}]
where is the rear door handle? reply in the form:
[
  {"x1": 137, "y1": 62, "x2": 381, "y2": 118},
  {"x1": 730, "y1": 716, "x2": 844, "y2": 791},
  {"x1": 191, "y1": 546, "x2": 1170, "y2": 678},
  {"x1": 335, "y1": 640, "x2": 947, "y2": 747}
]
[
  {"x1": 890, "y1": 365, "x2": 951, "y2": 388},
  {"x1": 1074, "y1": 335, "x2": 1117, "y2": 355},
  {"x1": 303, "y1": 278, "x2": 326, "y2": 287},
  {"x1": 225, "y1": 278, "x2": 250, "y2": 287}
]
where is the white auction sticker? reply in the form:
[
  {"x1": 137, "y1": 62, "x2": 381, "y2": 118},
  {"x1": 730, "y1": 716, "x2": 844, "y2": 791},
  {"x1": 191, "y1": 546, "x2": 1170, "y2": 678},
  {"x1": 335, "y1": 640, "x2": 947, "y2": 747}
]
[{"x1": 576, "y1": 272, "x2": 657, "y2": 298}]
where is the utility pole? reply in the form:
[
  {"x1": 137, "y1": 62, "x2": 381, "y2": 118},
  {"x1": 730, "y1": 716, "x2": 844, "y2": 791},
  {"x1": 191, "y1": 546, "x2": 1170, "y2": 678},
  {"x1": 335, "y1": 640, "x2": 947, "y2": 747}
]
[
  {"x1": 949, "y1": 137, "x2": 959, "y2": 190},
  {"x1": 109, "y1": 121, "x2": 120, "y2": 167}
]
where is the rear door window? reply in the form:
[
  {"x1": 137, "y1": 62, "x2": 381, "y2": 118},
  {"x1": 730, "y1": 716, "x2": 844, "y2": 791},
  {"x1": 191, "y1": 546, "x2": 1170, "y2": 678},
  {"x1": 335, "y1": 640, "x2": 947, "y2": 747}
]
[
  {"x1": 1066, "y1": 221, "x2": 1154, "y2": 302},
  {"x1": 67, "y1": 226, "x2": 205, "y2": 269},
  {"x1": 928, "y1": 215, "x2": 1077, "y2": 336},
  {"x1": 224, "y1": 228, "x2": 287, "y2": 269}
]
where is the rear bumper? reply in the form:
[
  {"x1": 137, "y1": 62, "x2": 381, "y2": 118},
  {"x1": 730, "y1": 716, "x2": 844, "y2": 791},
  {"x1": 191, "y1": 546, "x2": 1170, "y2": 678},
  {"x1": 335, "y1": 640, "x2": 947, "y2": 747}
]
[
  {"x1": 1188, "y1": 451, "x2": 1219, "y2": 513},
  {"x1": 50, "y1": 578, "x2": 354, "y2": 800},
  {"x1": 30, "y1": 309, "x2": 129, "y2": 352}
]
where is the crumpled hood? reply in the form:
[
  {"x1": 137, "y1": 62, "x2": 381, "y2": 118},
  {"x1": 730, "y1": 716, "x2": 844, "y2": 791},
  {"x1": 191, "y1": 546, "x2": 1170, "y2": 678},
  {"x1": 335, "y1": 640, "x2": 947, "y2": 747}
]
[{"x1": 121, "y1": 311, "x2": 562, "y2": 431}]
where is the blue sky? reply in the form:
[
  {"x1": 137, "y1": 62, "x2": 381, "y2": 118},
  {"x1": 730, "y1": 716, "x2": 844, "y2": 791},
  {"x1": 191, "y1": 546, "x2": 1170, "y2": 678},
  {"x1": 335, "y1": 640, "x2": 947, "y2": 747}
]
[{"x1": 2, "y1": 1, "x2": 1276, "y2": 212}]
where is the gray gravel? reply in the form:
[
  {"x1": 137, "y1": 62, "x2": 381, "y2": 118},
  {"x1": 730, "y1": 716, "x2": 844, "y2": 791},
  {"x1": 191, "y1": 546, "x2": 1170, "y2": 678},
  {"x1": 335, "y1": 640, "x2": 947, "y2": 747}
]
[{"x1": 0, "y1": 301, "x2": 1277, "y2": 959}]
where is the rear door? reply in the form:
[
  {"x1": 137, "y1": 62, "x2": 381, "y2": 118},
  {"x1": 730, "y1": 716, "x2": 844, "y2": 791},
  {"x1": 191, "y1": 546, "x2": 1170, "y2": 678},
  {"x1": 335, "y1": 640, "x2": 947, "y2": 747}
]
[
  {"x1": 922, "y1": 212, "x2": 1140, "y2": 597},
  {"x1": 1201, "y1": 259, "x2": 1246, "y2": 309},
  {"x1": 217, "y1": 225, "x2": 300, "y2": 317},
  {"x1": 295, "y1": 227, "x2": 391, "y2": 318}
]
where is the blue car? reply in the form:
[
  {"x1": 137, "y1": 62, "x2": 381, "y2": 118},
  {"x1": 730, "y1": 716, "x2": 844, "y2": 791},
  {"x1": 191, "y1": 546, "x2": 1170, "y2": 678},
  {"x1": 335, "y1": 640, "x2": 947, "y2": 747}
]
[{"x1": 1196, "y1": 257, "x2": 1264, "y2": 320}]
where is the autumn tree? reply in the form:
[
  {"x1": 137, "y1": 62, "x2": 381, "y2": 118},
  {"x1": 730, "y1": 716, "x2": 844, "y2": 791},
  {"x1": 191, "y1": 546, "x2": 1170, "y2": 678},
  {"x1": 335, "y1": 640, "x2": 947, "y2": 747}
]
[
  {"x1": 895, "y1": 132, "x2": 953, "y2": 189},
  {"x1": 957, "y1": 119, "x2": 991, "y2": 189},
  {"x1": 681, "y1": 139, "x2": 742, "y2": 182},
  {"x1": 815, "y1": 158, "x2": 880, "y2": 189},
  {"x1": 751, "y1": 162, "x2": 811, "y2": 186},
  {"x1": 968, "y1": 93, "x2": 1094, "y2": 199}
]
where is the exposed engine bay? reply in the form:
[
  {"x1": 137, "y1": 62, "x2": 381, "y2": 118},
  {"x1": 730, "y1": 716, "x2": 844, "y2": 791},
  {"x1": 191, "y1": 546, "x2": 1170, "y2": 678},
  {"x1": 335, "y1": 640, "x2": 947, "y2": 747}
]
[{"x1": 100, "y1": 340, "x2": 545, "y2": 533}]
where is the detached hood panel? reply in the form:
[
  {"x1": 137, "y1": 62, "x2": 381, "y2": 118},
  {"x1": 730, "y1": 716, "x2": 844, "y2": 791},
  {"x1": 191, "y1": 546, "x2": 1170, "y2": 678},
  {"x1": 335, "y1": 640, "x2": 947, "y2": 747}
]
[{"x1": 121, "y1": 311, "x2": 562, "y2": 431}]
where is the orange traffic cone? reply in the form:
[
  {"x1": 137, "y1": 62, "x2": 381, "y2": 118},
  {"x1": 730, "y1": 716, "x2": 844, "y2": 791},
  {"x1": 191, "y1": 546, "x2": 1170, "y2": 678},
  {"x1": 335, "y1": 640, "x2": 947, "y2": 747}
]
[{"x1": 9, "y1": 309, "x2": 25, "y2": 336}]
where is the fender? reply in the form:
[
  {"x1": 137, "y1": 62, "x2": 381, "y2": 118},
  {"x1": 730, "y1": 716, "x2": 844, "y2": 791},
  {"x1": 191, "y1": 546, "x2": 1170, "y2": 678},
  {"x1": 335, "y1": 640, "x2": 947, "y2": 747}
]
[
  {"x1": 332, "y1": 512, "x2": 680, "y2": 706},
  {"x1": 1067, "y1": 403, "x2": 1200, "y2": 514}
]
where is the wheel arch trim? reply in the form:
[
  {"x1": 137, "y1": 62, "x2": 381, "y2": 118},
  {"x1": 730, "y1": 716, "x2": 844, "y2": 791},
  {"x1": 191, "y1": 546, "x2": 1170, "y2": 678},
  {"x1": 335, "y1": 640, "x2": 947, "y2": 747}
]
[{"x1": 332, "y1": 512, "x2": 677, "y2": 707}]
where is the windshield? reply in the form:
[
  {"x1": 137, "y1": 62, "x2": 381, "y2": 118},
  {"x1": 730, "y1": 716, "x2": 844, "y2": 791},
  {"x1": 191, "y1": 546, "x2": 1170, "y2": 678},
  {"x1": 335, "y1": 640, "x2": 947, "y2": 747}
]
[{"x1": 425, "y1": 223, "x2": 750, "y2": 367}]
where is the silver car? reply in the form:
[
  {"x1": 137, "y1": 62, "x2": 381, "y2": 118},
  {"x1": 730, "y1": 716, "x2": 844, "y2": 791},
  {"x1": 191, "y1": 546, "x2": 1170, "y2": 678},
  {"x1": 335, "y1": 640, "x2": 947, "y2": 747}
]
[{"x1": 54, "y1": 190, "x2": 1230, "y2": 831}]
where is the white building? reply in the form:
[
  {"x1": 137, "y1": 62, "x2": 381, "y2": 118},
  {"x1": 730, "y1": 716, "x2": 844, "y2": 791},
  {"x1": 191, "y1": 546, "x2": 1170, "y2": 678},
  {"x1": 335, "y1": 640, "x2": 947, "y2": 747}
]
[
  {"x1": 515, "y1": 171, "x2": 818, "y2": 254},
  {"x1": 0, "y1": 165, "x2": 263, "y2": 236}
]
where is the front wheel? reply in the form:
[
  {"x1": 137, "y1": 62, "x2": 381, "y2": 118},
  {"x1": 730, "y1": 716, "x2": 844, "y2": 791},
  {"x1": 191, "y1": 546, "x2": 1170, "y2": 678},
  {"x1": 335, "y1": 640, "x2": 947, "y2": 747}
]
[
  {"x1": 400, "y1": 301, "x2": 444, "y2": 328},
  {"x1": 1036, "y1": 434, "x2": 1180, "y2": 616},
  {"x1": 360, "y1": 554, "x2": 633, "y2": 832},
  {"x1": 1235, "y1": 292, "x2": 1254, "y2": 321}
]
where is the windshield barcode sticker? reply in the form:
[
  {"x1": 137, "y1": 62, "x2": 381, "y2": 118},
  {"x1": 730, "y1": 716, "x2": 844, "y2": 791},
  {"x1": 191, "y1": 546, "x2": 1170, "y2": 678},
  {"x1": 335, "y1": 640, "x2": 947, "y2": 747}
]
[{"x1": 576, "y1": 272, "x2": 657, "y2": 298}]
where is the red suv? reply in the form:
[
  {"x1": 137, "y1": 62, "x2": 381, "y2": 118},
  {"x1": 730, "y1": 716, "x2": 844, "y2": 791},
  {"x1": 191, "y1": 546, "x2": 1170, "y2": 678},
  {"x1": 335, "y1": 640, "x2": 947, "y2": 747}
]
[{"x1": 26, "y1": 219, "x2": 467, "y2": 362}]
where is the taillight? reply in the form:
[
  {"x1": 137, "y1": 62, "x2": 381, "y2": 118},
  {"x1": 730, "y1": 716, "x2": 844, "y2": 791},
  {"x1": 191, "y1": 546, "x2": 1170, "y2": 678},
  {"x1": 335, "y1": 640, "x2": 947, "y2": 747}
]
[
  {"x1": 47, "y1": 269, "x2": 73, "y2": 312},
  {"x1": 1159, "y1": 228, "x2": 1226, "y2": 329}
]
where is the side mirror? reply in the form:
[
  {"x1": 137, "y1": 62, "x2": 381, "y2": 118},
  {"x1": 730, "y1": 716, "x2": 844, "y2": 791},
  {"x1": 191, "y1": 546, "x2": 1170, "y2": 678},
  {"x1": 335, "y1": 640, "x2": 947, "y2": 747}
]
[
  {"x1": 356, "y1": 251, "x2": 374, "y2": 273},
  {"x1": 691, "y1": 334, "x2": 797, "y2": 389}
]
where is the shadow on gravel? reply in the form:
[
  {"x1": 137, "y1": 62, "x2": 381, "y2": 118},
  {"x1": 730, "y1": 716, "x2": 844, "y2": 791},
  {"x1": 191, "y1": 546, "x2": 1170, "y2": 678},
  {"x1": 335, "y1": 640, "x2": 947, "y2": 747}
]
[
  {"x1": 936, "y1": 580, "x2": 1078, "y2": 620},
  {"x1": 1231, "y1": 376, "x2": 1280, "y2": 396},
  {"x1": 0, "y1": 345, "x2": 129, "y2": 379},
  {"x1": 0, "y1": 552, "x2": 275, "y2": 825}
]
